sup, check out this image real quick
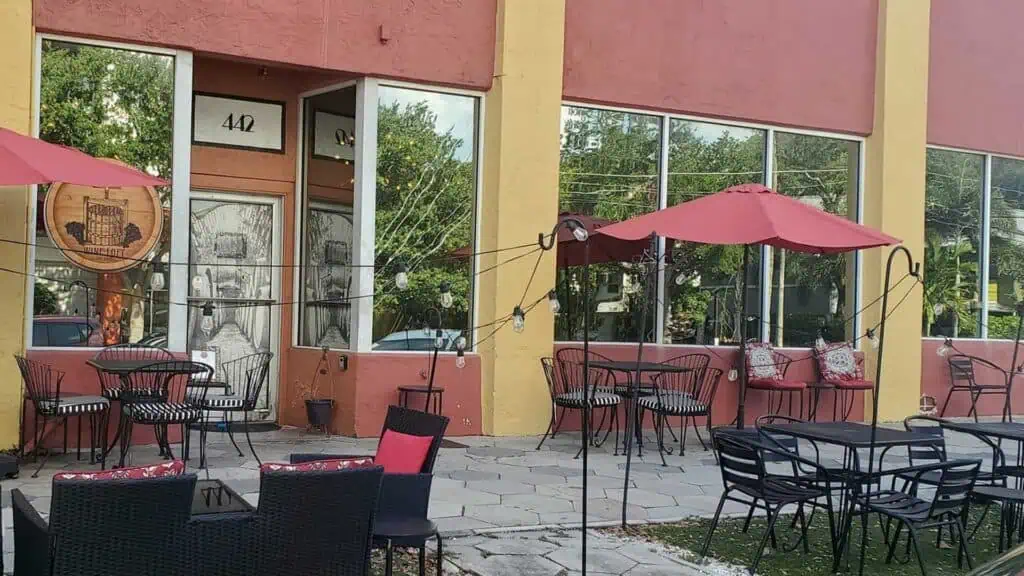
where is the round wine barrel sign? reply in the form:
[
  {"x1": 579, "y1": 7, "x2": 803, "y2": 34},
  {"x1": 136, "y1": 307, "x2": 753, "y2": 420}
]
[{"x1": 43, "y1": 159, "x2": 164, "y2": 273}]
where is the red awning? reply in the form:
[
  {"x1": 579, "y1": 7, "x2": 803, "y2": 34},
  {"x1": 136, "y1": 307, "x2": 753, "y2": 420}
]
[
  {"x1": 596, "y1": 183, "x2": 899, "y2": 253},
  {"x1": 0, "y1": 128, "x2": 167, "y2": 187}
]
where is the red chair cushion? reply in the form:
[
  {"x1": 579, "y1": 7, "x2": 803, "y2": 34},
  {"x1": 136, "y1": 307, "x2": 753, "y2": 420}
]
[
  {"x1": 260, "y1": 457, "x2": 376, "y2": 474},
  {"x1": 55, "y1": 460, "x2": 185, "y2": 481},
  {"x1": 748, "y1": 378, "x2": 807, "y2": 391},
  {"x1": 831, "y1": 379, "x2": 874, "y2": 390},
  {"x1": 374, "y1": 430, "x2": 433, "y2": 474}
]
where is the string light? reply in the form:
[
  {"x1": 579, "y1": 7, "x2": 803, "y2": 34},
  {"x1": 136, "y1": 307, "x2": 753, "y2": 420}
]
[
  {"x1": 512, "y1": 305, "x2": 526, "y2": 333},
  {"x1": 814, "y1": 331, "x2": 826, "y2": 349},
  {"x1": 566, "y1": 220, "x2": 588, "y2": 242},
  {"x1": 866, "y1": 328, "x2": 880, "y2": 349},
  {"x1": 439, "y1": 281, "x2": 453, "y2": 309},
  {"x1": 727, "y1": 368, "x2": 738, "y2": 382},
  {"x1": 937, "y1": 337, "x2": 953, "y2": 357},
  {"x1": 150, "y1": 263, "x2": 165, "y2": 291},
  {"x1": 201, "y1": 302, "x2": 215, "y2": 333},
  {"x1": 434, "y1": 328, "x2": 445, "y2": 350},
  {"x1": 191, "y1": 276, "x2": 204, "y2": 292},
  {"x1": 395, "y1": 262, "x2": 409, "y2": 290},
  {"x1": 547, "y1": 290, "x2": 561, "y2": 314},
  {"x1": 455, "y1": 335, "x2": 467, "y2": 351},
  {"x1": 674, "y1": 272, "x2": 687, "y2": 286},
  {"x1": 455, "y1": 336, "x2": 467, "y2": 369},
  {"x1": 422, "y1": 321, "x2": 432, "y2": 337}
]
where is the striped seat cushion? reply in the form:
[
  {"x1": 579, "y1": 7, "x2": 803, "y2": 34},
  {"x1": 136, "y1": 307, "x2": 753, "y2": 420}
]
[
  {"x1": 554, "y1": 389, "x2": 621, "y2": 407},
  {"x1": 126, "y1": 402, "x2": 203, "y2": 422},
  {"x1": 39, "y1": 396, "x2": 110, "y2": 416},
  {"x1": 638, "y1": 392, "x2": 708, "y2": 416},
  {"x1": 102, "y1": 387, "x2": 162, "y2": 401},
  {"x1": 200, "y1": 395, "x2": 246, "y2": 409}
]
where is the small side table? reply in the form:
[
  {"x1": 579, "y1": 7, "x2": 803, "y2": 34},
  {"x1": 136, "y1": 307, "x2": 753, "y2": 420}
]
[
  {"x1": 398, "y1": 385, "x2": 444, "y2": 416},
  {"x1": 0, "y1": 453, "x2": 19, "y2": 574},
  {"x1": 373, "y1": 517, "x2": 441, "y2": 576}
]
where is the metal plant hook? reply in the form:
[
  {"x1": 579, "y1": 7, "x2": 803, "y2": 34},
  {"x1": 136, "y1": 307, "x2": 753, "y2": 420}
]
[
  {"x1": 539, "y1": 215, "x2": 590, "y2": 576},
  {"x1": 859, "y1": 245, "x2": 920, "y2": 576}
]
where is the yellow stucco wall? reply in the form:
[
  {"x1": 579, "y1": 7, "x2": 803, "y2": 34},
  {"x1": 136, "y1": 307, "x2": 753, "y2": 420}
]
[
  {"x1": 478, "y1": 0, "x2": 565, "y2": 435},
  {"x1": 862, "y1": 0, "x2": 930, "y2": 422},
  {"x1": 0, "y1": 0, "x2": 33, "y2": 447}
]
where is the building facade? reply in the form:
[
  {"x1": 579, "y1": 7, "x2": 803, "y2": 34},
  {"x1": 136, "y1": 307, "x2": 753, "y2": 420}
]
[{"x1": 0, "y1": 0, "x2": 1018, "y2": 446}]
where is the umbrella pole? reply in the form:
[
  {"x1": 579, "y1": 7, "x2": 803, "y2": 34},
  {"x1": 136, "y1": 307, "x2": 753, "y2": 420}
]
[
  {"x1": 736, "y1": 244, "x2": 751, "y2": 429},
  {"x1": 859, "y1": 246, "x2": 918, "y2": 576}
]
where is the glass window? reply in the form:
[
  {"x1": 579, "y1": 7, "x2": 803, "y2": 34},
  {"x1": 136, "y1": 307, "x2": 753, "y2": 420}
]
[
  {"x1": 372, "y1": 87, "x2": 478, "y2": 346},
  {"x1": 987, "y1": 156, "x2": 1024, "y2": 338},
  {"x1": 663, "y1": 119, "x2": 766, "y2": 344},
  {"x1": 923, "y1": 148, "x2": 984, "y2": 338},
  {"x1": 557, "y1": 106, "x2": 660, "y2": 342},
  {"x1": 34, "y1": 39, "x2": 174, "y2": 346},
  {"x1": 770, "y1": 133, "x2": 860, "y2": 346},
  {"x1": 298, "y1": 86, "x2": 357, "y2": 349}
]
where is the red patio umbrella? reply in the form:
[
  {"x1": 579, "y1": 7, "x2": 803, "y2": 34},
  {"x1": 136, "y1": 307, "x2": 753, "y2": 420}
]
[{"x1": 0, "y1": 127, "x2": 167, "y2": 187}]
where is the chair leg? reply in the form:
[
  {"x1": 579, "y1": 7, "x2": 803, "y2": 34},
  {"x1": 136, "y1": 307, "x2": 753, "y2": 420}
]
[
  {"x1": 536, "y1": 407, "x2": 556, "y2": 450},
  {"x1": 968, "y1": 391, "x2": 981, "y2": 422},
  {"x1": 436, "y1": 533, "x2": 443, "y2": 576},
  {"x1": 551, "y1": 407, "x2": 566, "y2": 439},
  {"x1": 199, "y1": 410, "x2": 209, "y2": 469},
  {"x1": 385, "y1": 539, "x2": 394, "y2": 576},
  {"x1": 751, "y1": 505, "x2": 782, "y2": 575},
  {"x1": 742, "y1": 504, "x2": 756, "y2": 533},
  {"x1": 244, "y1": 411, "x2": 261, "y2": 466},
  {"x1": 693, "y1": 414, "x2": 709, "y2": 451},
  {"x1": 954, "y1": 519, "x2": 973, "y2": 570},
  {"x1": 595, "y1": 407, "x2": 616, "y2": 448},
  {"x1": 419, "y1": 544, "x2": 426, "y2": 576},
  {"x1": 656, "y1": 414, "x2": 667, "y2": 467},
  {"x1": 99, "y1": 410, "x2": 108, "y2": 470},
  {"x1": 681, "y1": 415, "x2": 690, "y2": 457},
  {"x1": 224, "y1": 411, "x2": 244, "y2": 457},
  {"x1": 885, "y1": 520, "x2": 905, "y2": 564},
  {"x1": 700, "y1": 492, "x2": 729, "y2": 560},
  {"x1": 939, "y1": 388, "x2": 956, "y2": 418},
  {"x1": 906, "y1": 526, "x2": 929, "y2": 576},
  {"x1": 76, "y1": 415, "x2": 82, "y2": 461}
]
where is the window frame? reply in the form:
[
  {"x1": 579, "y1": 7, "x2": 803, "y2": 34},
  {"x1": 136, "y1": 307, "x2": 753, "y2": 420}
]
[
  {"x1": 557, "y1": 100, "x2": 866, "y2": 347},
  {"x1": 26, "y1": 33, "x2": 193, "y2": 352}
]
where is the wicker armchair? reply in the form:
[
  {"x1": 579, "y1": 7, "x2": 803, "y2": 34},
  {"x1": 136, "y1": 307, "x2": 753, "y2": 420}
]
[{"x1": 13, "y1": 474, "x2": 197, "y2": 576}]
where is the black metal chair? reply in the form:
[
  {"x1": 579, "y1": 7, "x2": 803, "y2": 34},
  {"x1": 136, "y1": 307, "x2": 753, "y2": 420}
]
[
  {"x1": 119, "y1": 360, "x2": 214, "y2": 467},
  {"x1": 640, "y1": 357, "x2": 718, "y2": 464},
  {"x1": 194, "y1": 352, "x2": 273, "y2": 466},
  {"x1": 941, "y1": 354, "x2": 1011, "y2": 421},
  {"x1": 538, "y1": 349, "x2": 621, "y2": 456},
  {"x1": 860, "y1": 459, "x2": 980, "y2": 576},
  {"x1": 92, "y1": 343, "x2": 174, "y2": 455},
  {"x1": 15, "y1": 355, "x2": 110, "y2": 477},
  {"x1": 13, "y1": 473, "x2": 197, "y2": 576},
  {"x1": 701, "y1": 432, "x2": 836, "y2": 575}
]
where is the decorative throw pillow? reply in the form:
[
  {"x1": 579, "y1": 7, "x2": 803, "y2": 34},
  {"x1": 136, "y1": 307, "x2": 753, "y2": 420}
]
[
  {"x1": 55, "y1": 460, "x2": 185, "y2": 481},
  {"x1": 815, "y1": 341, "x2": 862, "y2": 381},
  {"x1": 374, "y1": 430, "x2": 434, "y2": 474},
  {"x1": 745, "y1": 342, "x2": 781, "y2": 380},
  {"x1": 260, "y1": 457, "x2": 376, "y2": 474}
]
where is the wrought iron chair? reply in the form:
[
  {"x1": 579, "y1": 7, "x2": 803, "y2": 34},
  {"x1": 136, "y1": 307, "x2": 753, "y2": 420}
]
[
  {"x1": 193, "y1": 352, "x2": 273, "y2": 466},
  {"x1": 543, "y1": 349, "x2": 622, "y2": 457},
  {"x1": 745, "y1": 343, "x2": 807, "y2": 419},
  {"x1": 941, "y1": 354, "x2": 1011, "y2": 421},
  {"x1": 638, "y1": 355, "x2": 716, "y2": 464},
  {"x1": 15, "y1": 355, "x2": 110, "y2": 477},
  {"x1": 119, "y1": 360, "x2": 213, "y2": 468},
  {"x1": 701, "y1": 431, "x2": 836, "y2": 574},
  {"x1": 811, "y1": 344, "x2": 873, "y2": 422},
  {"x1": 92, "y1": 343, "x2": 174, "y2": 455}
]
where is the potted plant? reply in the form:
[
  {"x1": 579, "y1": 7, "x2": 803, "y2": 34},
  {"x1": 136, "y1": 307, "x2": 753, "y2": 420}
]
[{"x1": 294, "y1": 346, "x2": 336, "y2": 432}]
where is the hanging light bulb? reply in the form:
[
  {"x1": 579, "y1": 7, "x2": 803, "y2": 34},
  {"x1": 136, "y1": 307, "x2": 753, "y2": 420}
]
[
  {"x1": 815, "y1": 331, "x2": 826, "y2": 349},
  {"x1": 866, "y1": 328, "x2": 880, "y2": 350},
  {"x1": 937, "y1": 337, "x2": 953, "y2": 357},
  {"x1": 191, "y1": 275, "x2": 204, "y2": 292},
  {"x1": 727, "y1": 368, "x2": 738, "y2": 382},
  {"x1": 455, "y1": 335, "x2": 467, "y2": 351},
  {"x1": 439, "y1": 282, "x2": 453, "y2": 309},
  {"x1": 395, "y1": 262, "x2": 409, "y2": 290},
  {"x1": 547, "y1": 289, "x2": 561, "y2": 314},
  {"x1": 567, "y1": 220, "x2": 588, "y2": 242},
  {"x1": 434, "y1": 328, "x2": 445, "y2": 350},
  {"x1": 512, "y1": 305, "x2": 526, "y2": 333},
  {"x1": 201, "y1": 302, "x2": 215, "y2": 333},
  {"x1": 422, "y1": 321, "x2": 432, "y2": 337},
  {"x1": 456, "y1": 349, "x2": 466, "y2": 369},
  {"x1": 150, "y1": 264, "x2": 165, "y2": 291},
  {"x1": 674, "y1": 272, "x2": 687, "y2": 286}
]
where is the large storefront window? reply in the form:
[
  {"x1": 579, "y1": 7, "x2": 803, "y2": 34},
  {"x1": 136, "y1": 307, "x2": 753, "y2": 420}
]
[
  {"x1": 923, "y1": 148, "x2": 984, "y2": 338},
  {"x1": 557, "y1": 106, "x2": 660, "y2": 342},
  {"x1": 372, "y1": 86, "x2": 478, "y2": 350},
  {"x1": 770, "y1": 133, "x2": 859, "y2": 346},
  {"x1": 298, "y1": 85, "x2": 357, "y2": 349},
  {"x1": 663, "y1": 119, "x2": 765, "y2": 345},
  {"x1": 987, "y1": 156, "x2": 1024, "y2": 338},
  {"x1": 34, "y1": 39, "x2": 174, "y2": 347}
]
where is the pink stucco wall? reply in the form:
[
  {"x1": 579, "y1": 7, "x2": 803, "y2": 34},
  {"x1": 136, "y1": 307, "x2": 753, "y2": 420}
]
[
  {"x1": 562, "y1": 0, "x2": 878, "y2": 135},
  {"x1": 34, "y1": 0, "x2": 497, "y2": 90},
  {"x1": 928, "y1": 0, "x2": 1024, "y2": 157},
  {"x1": 921, "y1": 339, "x2": 1024, "y2": 418}
]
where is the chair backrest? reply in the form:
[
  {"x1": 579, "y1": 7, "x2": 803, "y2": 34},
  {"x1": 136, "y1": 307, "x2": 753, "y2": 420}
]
[
  {"x1": 93, "y1": 343, "x2": 174, "y2": 394},
  {"x1": 49, "y1": 474, "x2": 197, "y2": 576},
  {"x1": 554, "y1": 347, "x2": 614, "y2": 400},
  {"x1": 928, "y1": 460, "x2": 981, "y2": 520},
  {"x1": 220, "y1": 352, "x2": 274, "y2": 409},
  {"x1": 14, "y1": 355, "x2": 63, "y2": 411},
  {"x1": 903, "y1": 415, "x2": 947, "y2": 465},
  {"x1": 257, "y1": 466, "x2": 383, "y2": 576},
  {"x1": 540, "y1": 357, "x2": 557, "y2": 399},
  {"x1": 754, "y1": 414, "x2": 806, "y2": 464},
  {"x1": 124, "y1": 360, "x2": 214, "y2": 407},
  {"x1": 380, "y1": 405, "x2": 450, "y2": 473},
  {"x1": 948, "y1": 354, "x2": 976, "y2": 389},
  {"x1": 655, "y1": 353, "x2": 711, "y2": 400},
  {"x1": 713, "y1": 432, "x2": 766, "y2": 497}
]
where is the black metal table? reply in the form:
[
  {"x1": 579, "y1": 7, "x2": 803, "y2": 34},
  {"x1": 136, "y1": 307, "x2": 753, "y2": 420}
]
[
  {"x1": 589, "y1": 361, "x2": 689, "y2": 456},
  {"x1": 373, "y1": 517, "x2": 441, "y2": 576},
  {"x1": 761, "y1": 421, "x2": 938, "y2": 570}
]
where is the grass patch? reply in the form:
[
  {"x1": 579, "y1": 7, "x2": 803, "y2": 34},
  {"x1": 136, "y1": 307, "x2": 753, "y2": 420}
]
[{"x1": 630, "y1": 507, "x2": 1008, "y2": 576}]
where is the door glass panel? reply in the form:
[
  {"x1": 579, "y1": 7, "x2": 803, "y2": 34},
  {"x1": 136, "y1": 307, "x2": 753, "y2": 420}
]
[{"x1": 188, "y1": 198, "x2": 275, "y2": 411}]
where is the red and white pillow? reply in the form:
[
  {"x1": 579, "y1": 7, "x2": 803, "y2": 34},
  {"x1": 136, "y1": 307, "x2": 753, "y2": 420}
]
[
  {"x1": 745, "y1": 342, "x2": 781, "y2": 381},
  {"x1": 260, "y1": 457, "x2": 376, "y2": 474},
  {"x1": 815, "y1": 341, "x2": 863, "y2": 381},
  {"x1": 55, "y1": 460, "x2": 185, "y2": 481}
]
